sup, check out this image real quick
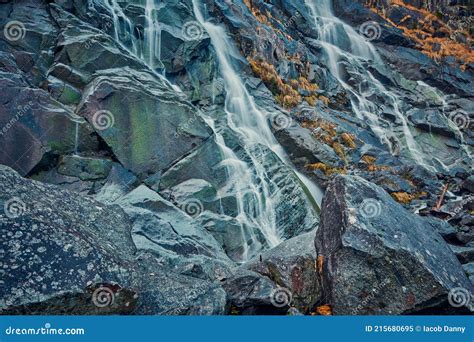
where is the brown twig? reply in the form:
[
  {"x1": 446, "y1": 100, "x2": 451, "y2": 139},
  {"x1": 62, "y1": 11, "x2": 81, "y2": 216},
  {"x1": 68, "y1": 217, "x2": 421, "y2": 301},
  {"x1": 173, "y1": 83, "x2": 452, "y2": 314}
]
[{"x1": 434, "y1": 183, "x2": 449, "y2": 210}]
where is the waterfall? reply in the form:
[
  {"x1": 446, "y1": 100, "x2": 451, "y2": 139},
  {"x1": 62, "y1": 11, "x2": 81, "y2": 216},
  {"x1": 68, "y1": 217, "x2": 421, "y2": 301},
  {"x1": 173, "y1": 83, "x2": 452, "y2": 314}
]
[
  {"x1": 105, "y1": 0, "x2": 164, "y2": 71},
  {"x1": 143, "y1": 0, "x2": 164, "y2": 70},
  {"x1": 191, "y1": 0, "x2": 322, "y2": 259},
  {"x1": 103, "y1": 0, "x2": 322, "y2": 262},
  {"x1": 305, "y1": 0, "x2": 432, "y2": 170},
  {"x1": 416, "y1": 81, "x2": 473, "y2": 163},
  {"x1": 105, "y1": 0, "x2": 139, "y2": 57},
  {"x1": 65, "y1": 113, "x2": 86, "y2": 156}
]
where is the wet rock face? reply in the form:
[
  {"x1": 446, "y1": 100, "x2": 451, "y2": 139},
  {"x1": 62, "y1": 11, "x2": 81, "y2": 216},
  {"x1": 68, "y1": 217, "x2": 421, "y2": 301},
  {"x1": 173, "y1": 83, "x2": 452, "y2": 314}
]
[
  {"x1": 0, "y1": 0, "x2": 473, "y2": 316},
  {"x1": 222, "y1": 270, "x2": 281, "y2": 315},
  {"x1": 116, "y1": 185, "x2": 235, "y2": 281},
  {"x1": 0, "y1": 53, "x2": 98, "y2": 176},
  {"x1": 315, "y1": 175, "x2": 472, "y2": 314},
  {"x1": 78, "y1": 67, "x2": 213, "y2": 180},
  {"x1": 223, "y1": 230, "x2": 322, "y2": 315},
  {"x1": 133, "y1": 252, "x2": 227, "y2": 315}
]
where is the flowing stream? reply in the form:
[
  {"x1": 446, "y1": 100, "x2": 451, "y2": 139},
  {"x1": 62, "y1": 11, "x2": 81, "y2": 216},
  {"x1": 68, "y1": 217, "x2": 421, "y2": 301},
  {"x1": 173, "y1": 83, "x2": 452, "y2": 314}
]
[
  {"x1": 192, "y1": 0, "x2": 323, "y2": 258},
  {"x1": 105, "y1": 0, "x2": 164, "y2": 71},
  {"x1": 104, "y1": 0, "x2": 323, "y2": 261},
  {"x1": 305, "y1": 0, "x2": 432, "y2": 170}
]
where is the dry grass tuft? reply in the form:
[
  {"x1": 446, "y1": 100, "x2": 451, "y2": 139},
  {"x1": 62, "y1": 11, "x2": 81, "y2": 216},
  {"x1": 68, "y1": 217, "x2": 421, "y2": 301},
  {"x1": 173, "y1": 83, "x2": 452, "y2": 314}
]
[
  {"x1": 248, "y1": 59, "x2": 324, "y2": 108},
  {"x1": 367, "y1": 0, "x2": 474, "y2": 68},
  {"x1": 305, "y1": 162, "x2": 346, "y2": 176}
]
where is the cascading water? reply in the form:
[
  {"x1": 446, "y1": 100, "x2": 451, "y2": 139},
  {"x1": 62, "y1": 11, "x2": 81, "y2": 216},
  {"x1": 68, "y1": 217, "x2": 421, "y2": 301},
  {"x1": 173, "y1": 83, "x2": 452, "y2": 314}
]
[
  {"x1": 103, "y1": 0, "x2": 321, "y2": 262},
  {"x1": 305, "y1": 0, "x2": 431, "y2": 169},
  {"x1": 143, "y1": 0, "x2": 164, "y2": 70},
  {"x1": 191, "y1": 0, "x2": 322, "y2": 259},
  {"x1": 66, "y1": 113, "x2": 86, "y2": 156},
  {"x1": 105, "y1": 0, "x2": 164, "y2": 71},
  {"x1": 416, "y1": 81, "x2": 473, "y2": 163}
]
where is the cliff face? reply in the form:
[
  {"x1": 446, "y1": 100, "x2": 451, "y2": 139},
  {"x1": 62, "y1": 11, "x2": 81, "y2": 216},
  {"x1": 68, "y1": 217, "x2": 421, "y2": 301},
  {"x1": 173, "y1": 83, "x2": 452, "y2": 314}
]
[
  {"x1": 0, "y1": 0, "x2": 472, "y2": 315},
  {"x1": 401, "y1": 0, "x2": 472, "y2": 35}
]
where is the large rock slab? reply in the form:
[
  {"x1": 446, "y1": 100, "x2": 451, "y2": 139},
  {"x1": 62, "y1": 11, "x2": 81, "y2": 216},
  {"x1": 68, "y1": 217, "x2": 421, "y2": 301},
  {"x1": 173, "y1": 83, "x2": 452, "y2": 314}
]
[
  {"x1": 0, "y1": 165, "x2": 227, "y2": 315},
  {"x1": 0, "y1": 0, "x2": 58, "y2": 85},
  {"x1": 50, "y1": 3, "x2": 145, "y2": 83},
  {"x1": 221, "y1": 269, "x2": 281, "y2": 315},
  {"x1": 116, "y1": 185, "x2": 234, "y2": 281},
  {"x1": 196, "y1": 211, "x2": 265, "y2": 263},
  {"x1": 133, "y1": 252, "x2": 227, "y2": 315},
  {"x1": 0, "y1": 164, "x2": 135, "y2": 314},
  {"x1": 315, "y1": 175, "x2": 473, "y2": 314},
  {"x1": 274, "y1": 124, "x2": 344, "y2": 169},
  {"x1": 78, "y1": 68, "x2": 213, "y2": 179},
  {"x1": 221, "y1": 230, "x2": 322, "y2": 315},
  {"x1": 245, "y1": 230, "x2": 322, "y2": 313},
  {"x1": 0, "y1": 53, "x2": 97, "y2": 176}
]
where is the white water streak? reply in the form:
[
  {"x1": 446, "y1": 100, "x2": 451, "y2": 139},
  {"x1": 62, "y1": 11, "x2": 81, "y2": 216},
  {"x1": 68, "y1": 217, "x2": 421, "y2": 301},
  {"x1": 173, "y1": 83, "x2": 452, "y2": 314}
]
[
  {"x1": 192, "y1": 0, "x2": 323, "y2": 253},
  {"x1": 305, "y1": 0, "x2": 431, "y2": 169}
]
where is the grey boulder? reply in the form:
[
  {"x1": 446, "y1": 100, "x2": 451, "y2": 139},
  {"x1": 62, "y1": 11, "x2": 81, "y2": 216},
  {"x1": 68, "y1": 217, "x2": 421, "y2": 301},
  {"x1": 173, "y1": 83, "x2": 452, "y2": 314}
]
[
  {"x1": 316, "y1": 175, "x2": 472, "y2": 314},
  {"x1": 0, "y1": 165, "x2": 227, "y2": 315}
]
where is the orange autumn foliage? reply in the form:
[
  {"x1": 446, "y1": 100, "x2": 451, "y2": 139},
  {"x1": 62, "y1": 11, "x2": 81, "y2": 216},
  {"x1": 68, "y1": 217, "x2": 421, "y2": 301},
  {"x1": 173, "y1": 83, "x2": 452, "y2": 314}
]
[
  {"x1": 367, "y1": 0, "x2": 474, "y2": 68},
  {"x1": 315, "y1": 305, "x2": 332, "y2": 316}
]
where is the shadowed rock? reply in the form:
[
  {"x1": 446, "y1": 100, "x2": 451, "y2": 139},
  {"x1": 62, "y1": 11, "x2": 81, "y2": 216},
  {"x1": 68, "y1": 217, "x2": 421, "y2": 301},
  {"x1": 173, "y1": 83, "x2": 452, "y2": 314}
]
[
  {"x1": 116, "y1": 185, "x2": 234, "y2": 281},
  {"x1": 315, "y1": 175, "x2": 473, "y2": 314},
  {"x1": 245, "y1": 230, "x2": 322, "y2": 313},
  {"x1": 0, "y1": 166, "x2": 227, "y2": 315}
]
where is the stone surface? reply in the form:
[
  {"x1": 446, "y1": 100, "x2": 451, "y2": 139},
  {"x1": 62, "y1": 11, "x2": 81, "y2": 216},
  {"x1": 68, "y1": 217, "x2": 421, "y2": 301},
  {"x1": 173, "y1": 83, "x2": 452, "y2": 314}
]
[
  {"x1": 222, "y1": 269, "x2": 281, "y2": 315},
  {"x1": 116, "y1": 185, "x2": 234, "y2": 281},
  {"x1": 0, "y1": 166, "x2": 227, "y2": 315},
  {"x1": 57, "y1": 155, "x2": 113, "y2": 181},
  {"x1": 315, "y1": 175, "x2": 472, "y2": 314},
  {"x1": 0, "y1": 165, "x2": 135, "y2": 314},
  {"x1": 0, "y1": 0, "x2": 473, "y2": 316},
  {"x1": 0, "y1": 55, "x2": 97, "y2": 176},
  {"x1": 78, "y1": 68, "x2": 212, "y2": 180},
  {"x1": 245, "y1": 230, "x2": 322, "y2": 313}
]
